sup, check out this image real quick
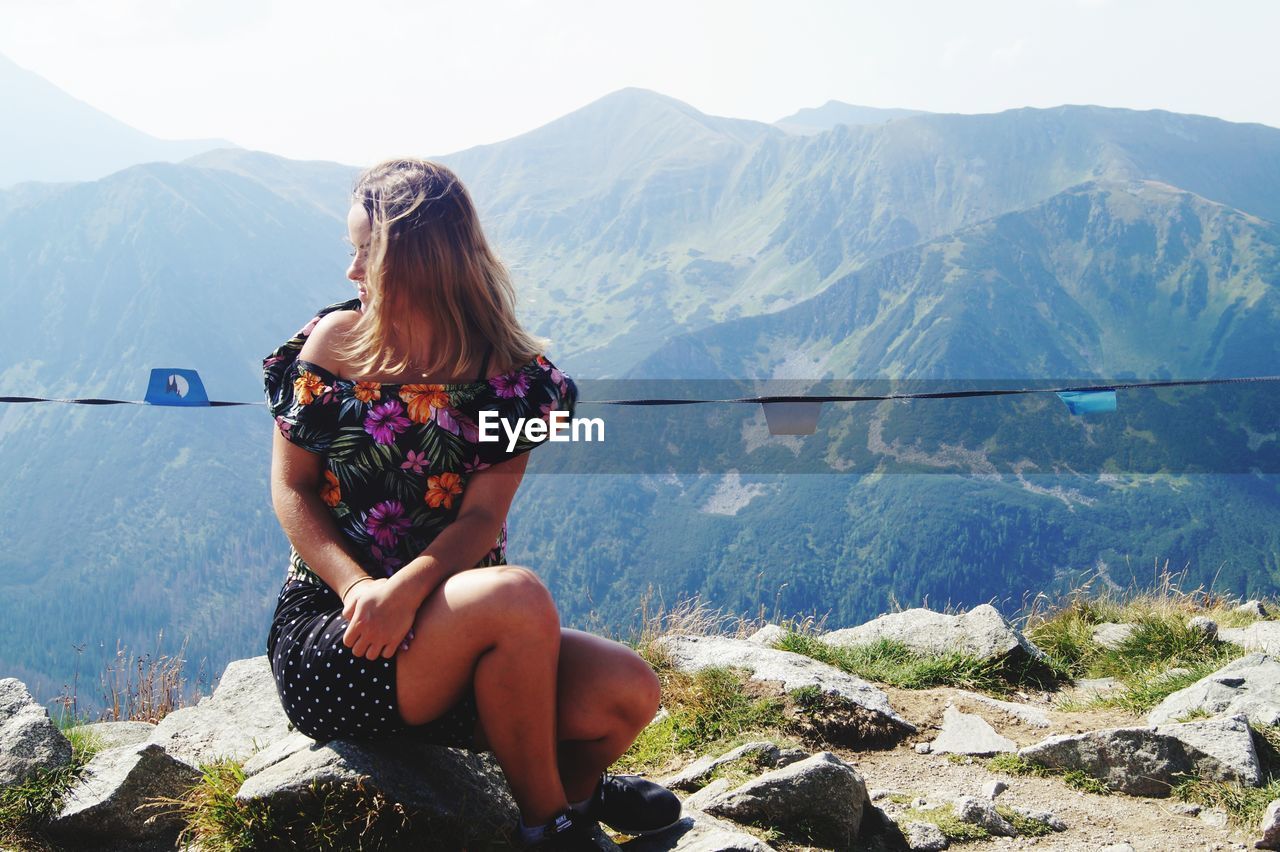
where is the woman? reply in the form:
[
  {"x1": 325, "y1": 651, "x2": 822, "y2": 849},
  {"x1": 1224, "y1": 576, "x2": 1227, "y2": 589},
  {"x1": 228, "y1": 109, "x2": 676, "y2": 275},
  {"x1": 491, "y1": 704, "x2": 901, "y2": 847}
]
[{"x1": 263, "y1": 158, "x2": 678, "y2": 850}]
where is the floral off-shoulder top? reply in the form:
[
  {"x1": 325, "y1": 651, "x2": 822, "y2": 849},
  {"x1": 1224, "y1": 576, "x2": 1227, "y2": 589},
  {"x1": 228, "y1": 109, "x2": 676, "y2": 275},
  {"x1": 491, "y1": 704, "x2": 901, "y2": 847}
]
[{"x1": 263, "y1": 299, "x2": 577, "y2": 588}]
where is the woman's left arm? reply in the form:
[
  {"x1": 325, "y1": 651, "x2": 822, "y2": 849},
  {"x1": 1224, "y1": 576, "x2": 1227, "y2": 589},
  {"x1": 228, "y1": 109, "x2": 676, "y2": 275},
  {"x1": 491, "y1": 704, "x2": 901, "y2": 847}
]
[{"x1": 383, "y1": 451, "x2": 531, "y2": 607}]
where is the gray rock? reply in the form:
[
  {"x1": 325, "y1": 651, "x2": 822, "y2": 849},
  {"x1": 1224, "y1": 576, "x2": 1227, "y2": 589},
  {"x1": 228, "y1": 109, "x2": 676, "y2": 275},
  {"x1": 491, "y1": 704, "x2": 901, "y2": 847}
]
[
  {"x1": 664, "y1": 741, "x2": 805, "y2": 792},
  {"x1": 653, "y1": 634, "x2": 916, "y2": 739},
  {"x1": 693, "y1": 751, "x2": 867, "y2": 848},
  {"x1": 982, "y1": 780, "x2": 1008, "y2": 800},
  {"x1": 952, "y1": 795, "x2": 1016, "y2": 837},
  {"x1": 1092, "y1": 622, "x2": 1136, "y2": 649},
  {"x1": 624, "y1": 806, "x2": 776, "y2": 852},
  {"x1": 1201, "y1": 808, "x2": 1229, "y2": 828},
  {"x1": 746, "y1": 624, "x2": 789, "y2": 647},
  {"x1": 241, "y1": 730, "x2": 315, "y2": 776},
  {"x1": 1099, "y1": 844, "x2": 1136, "y2": 852},
  {"x1": 1189, "y1": 617, "x2": 1220, "y2": 640},
  {"x1": 1169, "y1": 801, "x2": 1203, "y2": 816},
  {"x1": 904, "y1": 820, "x2": 949, "y2": 850},
  {"x1": 820, "y1": 604, "x2": 1045, "y2": 665},
  {"x1": 1010, "y1": 806, "x2": 1066, "y2": 831},
  {"x1": 1019, "y1": 715, "x2": 1261, "y2": 796},
  {"x1": 69, "y1": 720, "x2": 155, "y2": 751},
  {"x1": 1222, "y1": 623, "x2": 1280, "y2": 655},
  {"x1": 951, "y1": 690, "x2": 1052, "y2": 728},
  {"x1": 147, "y1": 656, "x2": 291, "y2": 768},
  {"x1": 48, "y1": 742, "x2": 202, "y2": 843},
  {"x1": 236, "y1": 736, "x2": 517, "y2": 847},
  {"x1": 929, "y1": 706, "x2": 1016, "y2": 756},
  {"x1": 1075, "y1": 677, "x2": 1121, "y2": 694},
  {"x1": 1237, "y1": 600, "x2": 1270, "y2": 618},
  {"x1": 0, "y1": 677, "x2": 73, "y2": 786},
  {"x1": 684, "y1": 777, "x2": 735, "y2": 812},
  {"x1": 914, "y1": 742, "x2": 932, "y2": 754},
  {"x1": 1256, "y1": 798, "x2": 1280, "y2": 849},
  {"x1": 1149, "y1": 653, "x2": 1280, "y2": 726}
]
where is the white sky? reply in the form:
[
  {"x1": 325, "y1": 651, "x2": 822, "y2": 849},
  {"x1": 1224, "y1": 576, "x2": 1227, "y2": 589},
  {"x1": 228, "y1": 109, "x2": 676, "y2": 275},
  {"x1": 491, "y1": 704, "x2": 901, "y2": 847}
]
[{"x1": 1, "y1": 0, "x2": 1276, "y2": 166}]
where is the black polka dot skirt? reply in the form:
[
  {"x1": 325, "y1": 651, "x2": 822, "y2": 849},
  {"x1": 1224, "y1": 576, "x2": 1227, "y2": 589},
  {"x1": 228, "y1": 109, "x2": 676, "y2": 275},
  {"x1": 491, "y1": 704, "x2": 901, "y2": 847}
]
[{"x1": 266, "y1": 579, "x2": 480, "y2": 749}]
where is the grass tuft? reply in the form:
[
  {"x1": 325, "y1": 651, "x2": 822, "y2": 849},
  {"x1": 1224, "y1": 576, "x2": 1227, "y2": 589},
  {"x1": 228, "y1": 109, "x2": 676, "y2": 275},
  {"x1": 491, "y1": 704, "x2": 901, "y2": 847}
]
[
  {"x1": 776, "y1": 633, "x2": 1058, "y2": 693},
  {"x1": 615, "y1": 665, "x2": 787, "y2": 774}
]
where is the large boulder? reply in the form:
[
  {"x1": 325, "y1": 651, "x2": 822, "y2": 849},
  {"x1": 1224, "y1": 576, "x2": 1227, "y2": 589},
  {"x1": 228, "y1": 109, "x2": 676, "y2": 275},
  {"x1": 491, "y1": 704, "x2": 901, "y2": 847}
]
[
  {"x1": 48, "y1": 742, "x2": 202, "y2": 844},
  {"x1": 1019, "y1": 714, "x2": 1260, "y2": 796},
  {"x1": 235, "y1": 736, "x2": 518, "y2": 848},
  {"x1": 1148, "y1": 653, "x2": 1280, "y2": 726},
  {"x1": 653, "y1": 634, "x2": 915, "y2": 742},
  {"x1": 147, "y1": 655, "x2": 292, "y2": 768},
  {"x1": 687, "y1": 751, "x2": 867, "y2": 849},
  {"x1": 820, "y1": 605, "x2": 1045, "y2": 667},
  {"x1": 0, "y1": 677, "x2": 72, "y2": 786}
]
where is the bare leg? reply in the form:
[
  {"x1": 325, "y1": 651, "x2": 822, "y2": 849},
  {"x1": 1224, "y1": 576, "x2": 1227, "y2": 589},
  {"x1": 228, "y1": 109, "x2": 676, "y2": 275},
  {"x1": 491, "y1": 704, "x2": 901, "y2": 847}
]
[
  {"x1": 394, "y1": 565, "x2": 567, "y2": 825},
  {"x1": 554, "y1": 630, "x2": 660, "y2": 799}
]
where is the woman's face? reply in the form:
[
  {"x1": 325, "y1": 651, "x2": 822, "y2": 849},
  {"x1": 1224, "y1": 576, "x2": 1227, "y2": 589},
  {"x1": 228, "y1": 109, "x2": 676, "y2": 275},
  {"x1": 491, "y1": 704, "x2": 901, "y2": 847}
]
[{"x1": 346, "y1": 203, "x2": 372, "y2": 302}]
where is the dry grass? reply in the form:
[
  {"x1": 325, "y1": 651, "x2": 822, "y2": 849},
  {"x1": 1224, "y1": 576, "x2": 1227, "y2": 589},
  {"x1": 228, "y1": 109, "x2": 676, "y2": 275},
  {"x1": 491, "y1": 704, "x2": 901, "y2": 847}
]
[{"x1": 55, "y1": 632, "x2": 195, "y2": 726}]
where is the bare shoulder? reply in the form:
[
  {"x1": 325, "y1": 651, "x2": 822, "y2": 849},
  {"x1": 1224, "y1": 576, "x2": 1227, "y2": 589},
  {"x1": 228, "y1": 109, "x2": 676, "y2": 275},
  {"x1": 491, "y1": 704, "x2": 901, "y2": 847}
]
[{"x1": 298, "y1": 309, "x2": 360, "y2": 375}]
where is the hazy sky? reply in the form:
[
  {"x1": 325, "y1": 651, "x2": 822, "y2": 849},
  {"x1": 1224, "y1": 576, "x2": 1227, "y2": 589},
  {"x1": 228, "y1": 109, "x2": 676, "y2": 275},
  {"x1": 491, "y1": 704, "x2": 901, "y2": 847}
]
[{"x1": 1, "y1": 0, "x2": 1276, "y2": 165}]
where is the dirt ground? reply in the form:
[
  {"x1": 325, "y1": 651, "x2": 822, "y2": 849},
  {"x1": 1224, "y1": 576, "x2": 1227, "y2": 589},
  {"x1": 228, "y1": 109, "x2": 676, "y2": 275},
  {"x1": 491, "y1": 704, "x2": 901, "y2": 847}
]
[{"x1": 663, "y1": 683, "x2": 1260, "y2": 851}]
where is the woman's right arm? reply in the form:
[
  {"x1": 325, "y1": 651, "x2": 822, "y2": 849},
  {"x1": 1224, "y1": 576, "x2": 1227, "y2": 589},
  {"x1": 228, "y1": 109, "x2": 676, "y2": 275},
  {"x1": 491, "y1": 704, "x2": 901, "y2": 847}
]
[{"x1": 269, "y1": 429, "x2": 369, "y2": 598}]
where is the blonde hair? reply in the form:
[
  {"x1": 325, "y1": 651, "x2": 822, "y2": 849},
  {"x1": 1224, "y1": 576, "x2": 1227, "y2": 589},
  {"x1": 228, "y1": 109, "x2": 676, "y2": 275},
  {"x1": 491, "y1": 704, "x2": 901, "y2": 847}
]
[{"x1": 340, "y1": 158, "x2": 547, "y2": 379}]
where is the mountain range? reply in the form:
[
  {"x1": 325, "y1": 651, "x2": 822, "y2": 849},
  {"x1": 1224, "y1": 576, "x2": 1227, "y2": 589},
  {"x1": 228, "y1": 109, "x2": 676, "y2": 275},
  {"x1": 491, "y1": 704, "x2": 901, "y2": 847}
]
[{"x1": 2, "y1": 74, "x2": 1279, "y2": 709}]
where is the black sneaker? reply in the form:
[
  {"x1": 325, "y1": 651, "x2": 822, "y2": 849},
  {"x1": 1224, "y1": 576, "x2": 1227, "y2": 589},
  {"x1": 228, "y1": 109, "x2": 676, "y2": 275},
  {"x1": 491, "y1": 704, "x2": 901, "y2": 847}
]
[
  {"x1": 526, "y1": 809, "x2": 606, "y2": 851},
  {"x1": 585, "y1": 772, "x2": 682, "y2": 836}
]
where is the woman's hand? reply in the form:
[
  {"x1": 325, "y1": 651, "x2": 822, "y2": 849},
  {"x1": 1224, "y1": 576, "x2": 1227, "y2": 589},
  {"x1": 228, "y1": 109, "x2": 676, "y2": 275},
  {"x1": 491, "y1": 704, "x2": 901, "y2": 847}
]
[{"x1": 340, "y1": 577, "x2": 418, "y2": 659}]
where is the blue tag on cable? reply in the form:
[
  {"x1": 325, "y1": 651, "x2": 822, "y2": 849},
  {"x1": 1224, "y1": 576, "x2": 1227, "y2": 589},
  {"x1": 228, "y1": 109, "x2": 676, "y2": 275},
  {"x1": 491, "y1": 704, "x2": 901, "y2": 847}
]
[
  {"x1": 1056, "y1": 389, "x2": 1116, "y2": 415},
  {"x1": 144, "y1": 369, "x2": 211, "y2": 406}
]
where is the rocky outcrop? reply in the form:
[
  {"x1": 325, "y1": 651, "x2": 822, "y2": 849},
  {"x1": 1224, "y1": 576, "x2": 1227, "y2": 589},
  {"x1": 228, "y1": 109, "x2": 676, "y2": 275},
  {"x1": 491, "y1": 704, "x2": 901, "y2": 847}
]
[
  {"x1": 146, "y1": 656, "x2": 292, "y2": 768},
  {"x1": 653, "y1": 634, "x2": 916, "y2": 742},
  {"x1": 1148, "y1": 653, "x2": 1280, "y2": 726},
  {"x1": 625, "y1": 807, "x2": 777, "y2": 852},
  {"x1": 820, "y1": 605, "x2": 1045, "y2": 668},
  {"x1": 1019, "y1": 714, "x2": 1261, "y2": 796},
  {"x1": 0, "y1": 677, "x2": 72, "y2": 786}
]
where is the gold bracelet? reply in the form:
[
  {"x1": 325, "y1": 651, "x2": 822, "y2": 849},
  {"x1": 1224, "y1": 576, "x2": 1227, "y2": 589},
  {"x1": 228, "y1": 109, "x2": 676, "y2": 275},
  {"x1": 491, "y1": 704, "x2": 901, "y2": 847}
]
[{"x1": 341, "y1": 575, "x2": 373, "y2": 602}]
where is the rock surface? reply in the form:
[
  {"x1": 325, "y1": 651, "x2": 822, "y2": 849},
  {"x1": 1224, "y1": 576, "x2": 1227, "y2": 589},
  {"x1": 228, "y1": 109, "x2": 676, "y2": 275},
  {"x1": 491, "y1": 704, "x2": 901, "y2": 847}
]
[
  {"x1": 1019, "y1": 715, "x2": 1261, "y2": 796},
  {"x1": 691, "y1": 751, "x2": 867, "y2": 848},
  {"x1": 146, "y1": 656, "x2": 292, "y2": 769},
  {"x1": 0, "y1": 677, "x2": 73, "y2": 787},
  {"x1": 625, "y1": 807, "x2": 777, "y2": 852},
  {"x1": 929, "y1": 705, "x2": 1017, "y2": 756},
  {"x1": 237, "y1": 736, "x2": 518, "y2": 846},
  {"x1": 904, "y1": 820, "x2": 949, "y2": 850},
  {"x1": 746, "y1": 624, "x2": 789, "y2": 647},
  {"x1": 49, "y1": 742, "x2": 202, "y2": 843},
  {"x1": 71, "y1": 720, "x2": 155, "y2": 751},
  {"x1": 1092, "y1": 622, "x2": 1136, "y2": 649},
  {"x1": 1221, "y1": 623, "x2": 1280, "y2": 655},
  {"x1": 952, "y1": 794, "x2": 1016, "y2": 836},
  {"x1": 951, "y1": 690, "x2": 1051, "y2": 728},
  {"x1": 1257, "y1": 798, "x2": 1280, "y2": 850},
  {"x1": 820, "y1": 605, "x2": 1044, "y2": 666},
  {"x1": 654, "y1": 634, "x2": 916, "y2": 738},
  {"x1": 1148, "y1": 653, "x2": 1280, "y2": 726},
  {"x1": 663, "y1": 740, "x2": 806, "y2": 792}
]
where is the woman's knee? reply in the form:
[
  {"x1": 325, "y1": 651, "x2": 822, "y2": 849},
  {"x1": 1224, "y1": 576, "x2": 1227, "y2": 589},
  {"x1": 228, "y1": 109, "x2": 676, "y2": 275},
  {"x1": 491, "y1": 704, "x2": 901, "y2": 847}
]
[
  {"x1": 458, "y1": 564, "x2": 559, "y2": 635},
  {"x1": 621, "y1": 649, "x2": 662, "y2": 725}
]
